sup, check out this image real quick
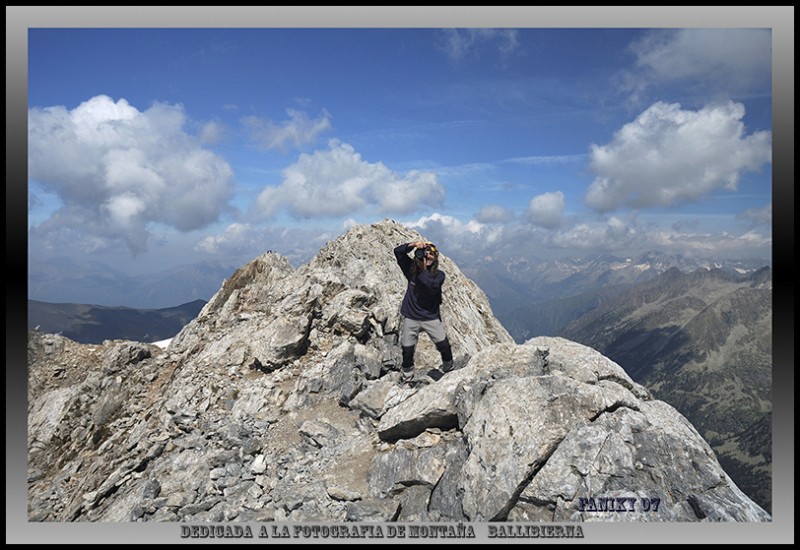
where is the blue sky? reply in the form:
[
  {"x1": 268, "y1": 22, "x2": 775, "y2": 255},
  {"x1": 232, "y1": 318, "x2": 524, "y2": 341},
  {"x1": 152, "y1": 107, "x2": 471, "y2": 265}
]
[{"x1": 28, "y1": 27, "x2": 773, "y2": 285}]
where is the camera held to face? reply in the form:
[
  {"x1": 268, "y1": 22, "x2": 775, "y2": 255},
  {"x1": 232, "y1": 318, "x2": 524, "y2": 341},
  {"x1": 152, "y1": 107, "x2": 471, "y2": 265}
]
[{"x1": 414, "y1": 243, "x2": 437, "y2": 261}]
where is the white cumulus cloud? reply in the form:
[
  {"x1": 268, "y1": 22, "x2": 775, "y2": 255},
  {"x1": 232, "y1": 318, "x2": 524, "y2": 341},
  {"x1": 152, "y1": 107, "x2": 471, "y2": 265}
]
[
  {"x1": 254, "y1": 140, "x2": 445, "y2": 220},
  {"x1": 586, "y1": 101, "x2": 771, "y2": 212},
  {"x1": 525, "y1": 191, "x2": 565, "y2": 229},
  {"x1": 28, "y1": 95, "x2": 236, "y2": 254}
]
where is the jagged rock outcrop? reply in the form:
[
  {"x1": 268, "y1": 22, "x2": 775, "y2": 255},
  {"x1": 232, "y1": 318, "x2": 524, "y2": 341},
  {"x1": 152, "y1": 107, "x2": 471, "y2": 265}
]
[
  {"x1": 167, "y1": 219, "x2": 511, "y2": 375},
  {"x1": 27, "y1": 220, "x2": 771, "y2": 523}
]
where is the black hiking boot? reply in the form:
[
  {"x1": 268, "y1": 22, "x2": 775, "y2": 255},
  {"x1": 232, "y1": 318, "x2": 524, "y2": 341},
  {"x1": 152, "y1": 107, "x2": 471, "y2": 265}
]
[{"x1": 426, "y1": 368, "x2": 444, "y2": 381}]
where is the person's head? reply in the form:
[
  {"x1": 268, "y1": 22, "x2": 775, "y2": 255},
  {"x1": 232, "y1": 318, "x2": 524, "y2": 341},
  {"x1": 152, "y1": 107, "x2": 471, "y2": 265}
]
[{"x1": 415, "y1": 242, "x2": 439, "y2": 273}]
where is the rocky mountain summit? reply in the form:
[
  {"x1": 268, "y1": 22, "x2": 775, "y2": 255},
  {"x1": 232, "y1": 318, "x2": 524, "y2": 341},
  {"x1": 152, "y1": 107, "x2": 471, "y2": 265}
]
[{"x1": 27, "y1": 220, "x2": 770, "y2": 523}]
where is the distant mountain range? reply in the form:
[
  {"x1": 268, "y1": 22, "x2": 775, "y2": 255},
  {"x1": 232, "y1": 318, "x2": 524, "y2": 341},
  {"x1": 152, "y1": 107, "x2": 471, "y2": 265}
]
[
  {"x1": 464, "y1": 251, "x2": 770, "y2": 342},
  {"x1": 27, "y1": 299, "x2": 207, "y2": 344},
  {"x1": 560, "y1": 266, "x2": 772, "y2": 513}
]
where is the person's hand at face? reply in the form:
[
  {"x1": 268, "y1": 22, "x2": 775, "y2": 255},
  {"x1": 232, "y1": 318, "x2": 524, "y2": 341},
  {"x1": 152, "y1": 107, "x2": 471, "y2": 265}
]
[{"x1": 412, "y1": 242, "x2": 437, "y2": 268}]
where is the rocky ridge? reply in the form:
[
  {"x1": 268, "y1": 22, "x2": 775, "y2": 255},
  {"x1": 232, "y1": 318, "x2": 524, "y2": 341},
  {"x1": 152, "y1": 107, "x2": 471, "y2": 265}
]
[{"x1": 27, "y1": 220, "x2": 770, "y2": 523}]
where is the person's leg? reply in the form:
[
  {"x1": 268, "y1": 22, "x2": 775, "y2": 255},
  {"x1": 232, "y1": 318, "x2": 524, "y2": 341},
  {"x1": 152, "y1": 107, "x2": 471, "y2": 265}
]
[
  {"x1": 422, "y1": 319, "x2": 453, "y2": 372},
  {"x1": 399, "y1": 318, "x2": 421, "y2": 381}
]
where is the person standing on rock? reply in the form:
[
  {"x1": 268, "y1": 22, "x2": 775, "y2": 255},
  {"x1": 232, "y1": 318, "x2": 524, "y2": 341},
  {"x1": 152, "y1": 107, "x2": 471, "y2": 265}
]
[{"x1": 393, "y1": 241, "x2": 454, "y2": 384}]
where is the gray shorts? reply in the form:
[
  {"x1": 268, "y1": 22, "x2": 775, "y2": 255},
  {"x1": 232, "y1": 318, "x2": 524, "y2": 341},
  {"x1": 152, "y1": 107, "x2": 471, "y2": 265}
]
[{"x1": 400, "y1": 317, "x2": 448, "y2": 347}]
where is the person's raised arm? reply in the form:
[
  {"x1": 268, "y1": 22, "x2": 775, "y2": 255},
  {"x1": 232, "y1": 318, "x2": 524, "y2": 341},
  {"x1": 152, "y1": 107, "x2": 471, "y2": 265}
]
[{"x1": 394, "y1": 242, "x2": 414, "y2": 271}]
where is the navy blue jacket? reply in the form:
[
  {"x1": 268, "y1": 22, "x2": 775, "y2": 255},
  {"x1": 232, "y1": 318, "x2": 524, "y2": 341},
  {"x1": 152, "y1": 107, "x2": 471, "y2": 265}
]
[{"x1": 394, "y1": 243, "x2": 445, "y2": 321}]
